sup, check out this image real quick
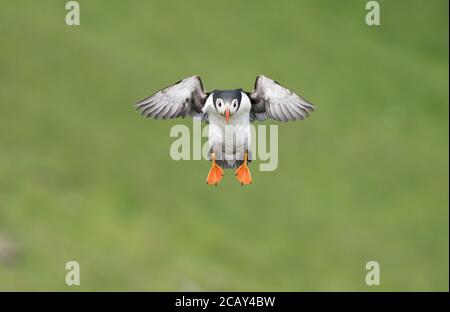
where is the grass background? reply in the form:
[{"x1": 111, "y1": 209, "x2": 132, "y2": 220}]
[{"x1": 0, "y1": 0, "x2": 448, "y2": 291}]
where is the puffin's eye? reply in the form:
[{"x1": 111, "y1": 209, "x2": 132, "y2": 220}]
[
  {"x1": 216, "y1": 99, "x2": 222, "y2": 107},
  {"x1": 232, "y1": 99, "x2": 238, "y2": 108}
]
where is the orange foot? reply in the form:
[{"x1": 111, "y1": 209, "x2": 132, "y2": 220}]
[
  {"x1": 235, "y1": 163, "x2": 252, "y2": 185},
  {"x1": 206, "y1": 162, "x2": 224, "y2": 186}
]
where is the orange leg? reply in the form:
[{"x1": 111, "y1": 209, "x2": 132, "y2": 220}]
[
  {"x1": 206, "y1": 152, "x2": 224, "y2": 186},
  {"x1": 235, "y1": 152, "x2": 252, "y2": 185}
]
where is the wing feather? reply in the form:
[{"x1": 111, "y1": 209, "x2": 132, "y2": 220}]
[
  {"x1": 248, "y1": 75, "x2": 315, "y2": 122},
  {"x1": 136, "y1": 75, "x2": 208, "y2": 120}
]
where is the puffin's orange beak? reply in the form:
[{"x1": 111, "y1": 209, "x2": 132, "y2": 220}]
[{"x1": 225, "y1": 108, "x2": 230, "y2": 124}]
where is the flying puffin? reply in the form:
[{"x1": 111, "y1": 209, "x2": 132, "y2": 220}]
[{"x1": 136, "y1": 75, "x2": 314, "y2": 186}]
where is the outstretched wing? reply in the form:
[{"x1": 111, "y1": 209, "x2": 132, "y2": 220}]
[
  {"x1": 136, "y1": 75, "x2": 208, "y2": 119},
  {"x1": 248, "y1": 75, "x2": 315, "y2": 122}
]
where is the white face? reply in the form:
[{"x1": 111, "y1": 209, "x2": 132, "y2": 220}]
[
  {"x1": 202, "y1": 92, "x2": 251, "y2": 121},
  {"x1": 214, "y1": 97, "x2": 226, "y2": 115},
  {"x1": 229, "y1": 98, "x2": 239, "y2": 115},
  {"x1": 238, "y1": 93, "x2": 251, "y2": 114},
  {"x1": 215, "y1": 98, "x2": 239, "y2": 116}
]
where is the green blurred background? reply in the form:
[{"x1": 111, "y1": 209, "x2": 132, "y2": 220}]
[{"x1": 0, "y1": 0, "x2": 448, "y2": 291}]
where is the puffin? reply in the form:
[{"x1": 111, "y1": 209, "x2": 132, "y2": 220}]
[{"x1": 136, "y1": 75, "x2": 314, "y2": 186}]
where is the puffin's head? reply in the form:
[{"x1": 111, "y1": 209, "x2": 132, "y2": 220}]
[{"x1": 212, "y1": 89, "x2": 242, "y2": 124}]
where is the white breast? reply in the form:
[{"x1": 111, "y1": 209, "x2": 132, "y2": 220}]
[{"x1": 203, "y1": 93, "x2": 252, "y2": 162}]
